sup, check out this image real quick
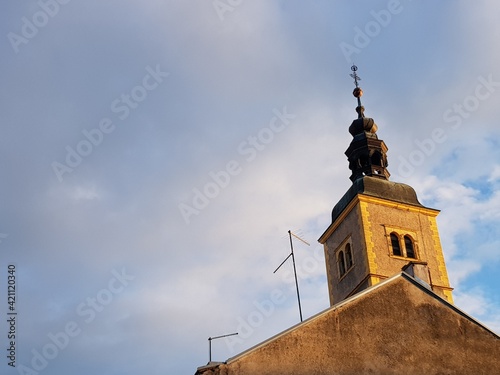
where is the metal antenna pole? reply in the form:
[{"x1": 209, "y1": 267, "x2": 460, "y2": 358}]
[
  {"x1": 288, "y1": 230, "x2": 303, "y2": 322},
  {"x1": 209, "y1": 337, "x2": 212, "y2": 362},
  {"x1": 208, "y1": 332, "x2": 238, "y2": 363},
  {"x1": 274, "y1": 230, "x2": 306, "y2": 323}
]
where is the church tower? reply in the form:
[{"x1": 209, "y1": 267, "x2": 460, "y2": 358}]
[
  {"x1": 318, "y1": 66, "x2": 453, "y2": 305},
  {"x1": 195, "y1": 66, "x2": 500, "y2": 375}
]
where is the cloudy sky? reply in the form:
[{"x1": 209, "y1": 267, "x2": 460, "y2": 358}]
[{"x1": 1, "y1": 1, "x2": 500, "y2": 374}]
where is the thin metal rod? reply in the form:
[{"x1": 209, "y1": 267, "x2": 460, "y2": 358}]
[
  {"x1": 289, "y1": 230, "x2": 303, "y2": 322},
  {"x1": 290, "y1": 231, "x2": 310, "y2": 246},
  {"x1": 273, "y1": 253, "x2": 292, "y2": 274},
  {"x1": 208, "y1": 332, "x2": 238, "y2": 362}
]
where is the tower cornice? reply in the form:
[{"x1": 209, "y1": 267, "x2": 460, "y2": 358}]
[{"x1": 318, "y1": 188, "x2": 440, "y2": 244}]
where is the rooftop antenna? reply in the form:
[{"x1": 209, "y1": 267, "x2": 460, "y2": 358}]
[
  {"x1": 208, "y1": 332, "x2": 238, "y2": 363},
  {"x1": 273, "y1": 230, "x2": 310, "y2": 322}
]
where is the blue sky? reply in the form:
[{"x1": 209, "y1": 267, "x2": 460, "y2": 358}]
[{"x1": 1, "y1": 1, "x2": 500, "y2": 374}]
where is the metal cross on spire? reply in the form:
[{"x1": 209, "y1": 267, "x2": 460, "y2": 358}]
[
  {"x1": 350, "y1": 65, "x2": 364, "y2": 115},
  {"x1": 350, "y1": 65, "x2": 361, "y2": 88}
]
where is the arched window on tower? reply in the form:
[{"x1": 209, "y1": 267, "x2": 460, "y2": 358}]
[
  {"x1": 338, "y1": 251, "x2": 346, "y2": 277},
  {"x1": 404, "y1": 235, "x2": 415, "y2": 258},
  {"x1": 345, "y1": 243, "x2": 353, "y2": 270},
  {"x1": 390, "y1": 233, "x2": 401, "y2": 256},
  {"x1": 371, "y1": 151, "x2": 383, "y2": 166},
  {"x1": 359, "y1": 153, "x2": 369, "y2": 167}
]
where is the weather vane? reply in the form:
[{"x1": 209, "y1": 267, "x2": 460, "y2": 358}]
[
  {"x1": 350, "y1": 65, "x2": 361, "y2": 88},
  {"x1": 350, "y1": 65, "x2": 364, "y2": 113}
]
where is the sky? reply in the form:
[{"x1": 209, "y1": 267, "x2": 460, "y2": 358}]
[{"x1": 1, "y1": 1, "x2": 500, "y2": 374}]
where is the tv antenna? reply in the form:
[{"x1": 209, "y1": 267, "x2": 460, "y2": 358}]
[
  {"x1": 273, "y1": 230, "x2": 310, "y2": 322},
  {"x1": 208, "y1": 332, "x2": 238, "y2": 363}
]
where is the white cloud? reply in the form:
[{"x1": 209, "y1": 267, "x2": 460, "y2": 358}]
[
  {"x1": 409, "y1": 172, "x2": 500, "y2": 333},
  {"x1": 454, "y1": 288, "x2": 500, "y2": 334},
  {"x1": 487, "y1": 164, "x2": 500, "y2": 182}
]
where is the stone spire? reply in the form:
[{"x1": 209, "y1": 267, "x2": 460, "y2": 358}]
[{"x1": 345, "y1": 65, "x2": 390, "y2": 182}]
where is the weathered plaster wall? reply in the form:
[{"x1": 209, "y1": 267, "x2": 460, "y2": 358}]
[
  {"x1": 362, "y1": 198, "x2": 452, "y2": 301},
  {"x1": 324, "y1": 204, "x2": 368, "y2": 304},
  {"x1": 197, "y1": 276, "x2": 499, "y2": 375},
  {"x1": 324, "y1": 194, "x2": 452, "y2": 305}
]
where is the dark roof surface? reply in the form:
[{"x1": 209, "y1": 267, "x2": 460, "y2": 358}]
[{"x1": 331, "y1": 176, "x2": 427, "y2": 222}]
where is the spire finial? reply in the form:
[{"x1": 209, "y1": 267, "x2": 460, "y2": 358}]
[
  {"x1": 350, "y1": 65, "x2": 364, "y2": 118},
  {"x1": 350, "y1": 65, "x2": 361, "y2": 88},
  {"x1": 345, "y1": 65, "x2": 389, "y2": 181}
]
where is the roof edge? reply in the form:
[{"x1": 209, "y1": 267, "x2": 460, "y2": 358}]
[
  {"x1": 226, "y1": 272, "x2": 499, "y2": 365},
  {"x1": 195, "y1": 361, "x2": 225, "y2": 374}
]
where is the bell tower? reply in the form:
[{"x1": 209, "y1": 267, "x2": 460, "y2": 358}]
[
  {"x1": 319, "y1": 66, "x2": 453, "y2": 305},
  {"x1": 345, "y1": 66, "x2": 390, "y2": 182}
]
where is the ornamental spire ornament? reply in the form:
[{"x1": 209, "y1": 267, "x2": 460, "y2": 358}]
[
  {"x1": 350, "y1": 65, "x2": 365, "y2": 119},
  {"x1": 350, "y1": 65, "x2": 362, "y2": 106},
  {"x1": 344, "y1": 65, "x2": 390, "y2": 182}
]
